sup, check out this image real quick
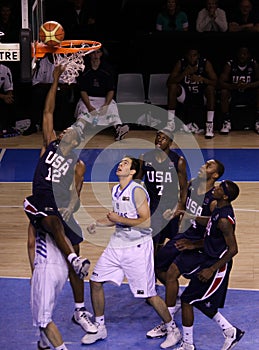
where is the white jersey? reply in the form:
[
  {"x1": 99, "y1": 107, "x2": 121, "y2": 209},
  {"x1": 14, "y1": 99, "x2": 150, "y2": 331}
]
[
  {"x1": 0, "y1": 64, "x2": 13, "y2": 91},
  {"x1": 31, "y1": 230, "x2": 68, "y2": 327},
  {"x1": 34, "y1": 230, "x2": 67, "y2": 267},
  {"x1": 109, "y1": 180, "x2": 152, "y2": 247}
]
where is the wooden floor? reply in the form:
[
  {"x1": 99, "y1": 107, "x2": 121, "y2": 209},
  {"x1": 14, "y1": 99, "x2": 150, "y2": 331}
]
[{"x1": 0, "y1": 129, "x2": 259, "y2": 290}]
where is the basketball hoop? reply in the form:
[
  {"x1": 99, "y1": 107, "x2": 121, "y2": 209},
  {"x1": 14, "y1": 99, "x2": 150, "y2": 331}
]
[{"x1": 32, "y1": 40, "x2": 102, "y2": 84}]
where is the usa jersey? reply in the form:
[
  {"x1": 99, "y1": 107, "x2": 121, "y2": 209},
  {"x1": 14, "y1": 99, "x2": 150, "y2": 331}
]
[
  {"x1": 109, "y1": 180, "x2": 152, "y2": 244},
  {"x1": 142, "y1": 150, "x2": 180, "y2": 212},
  {"x1": 32, "y1": 141, "x2": 78, "y2": 206},
  {"x1": 183, "y1": 178, "x2": 215, "y2": 240},
  {"x1": 204, "y1": 205, "x2": 236, "y2": 258},
  {"x1": 227, "y1": 57, "x2": 257, "y2": 85},
  {"x1": 180, "y1": 56, "x2": 207, "y2": 96}
]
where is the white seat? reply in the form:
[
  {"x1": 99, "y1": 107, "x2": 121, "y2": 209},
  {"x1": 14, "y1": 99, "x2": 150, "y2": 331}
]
[
  {"x1": 148, "y1": 73, "x2": 169, "y2": 106},
  {"x1": 116, "y1": 73, "x2": 146, "y2": 104}
]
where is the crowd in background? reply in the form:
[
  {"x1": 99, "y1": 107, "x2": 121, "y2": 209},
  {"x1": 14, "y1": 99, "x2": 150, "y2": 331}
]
[{"x1": 1, "y1": 0, "x2": 259, "y2": 136}]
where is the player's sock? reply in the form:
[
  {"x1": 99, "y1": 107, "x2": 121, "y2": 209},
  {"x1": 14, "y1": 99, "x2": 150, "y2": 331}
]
[
  {"x1": 95, "y1": 315, "x2": 105, "y2": 326},
  {"x1": 68, "y1": 253, "x2": 77, "y2": 263},
  {"x1": 213, "y1": 311, "x2": 233, "y2": 331}
]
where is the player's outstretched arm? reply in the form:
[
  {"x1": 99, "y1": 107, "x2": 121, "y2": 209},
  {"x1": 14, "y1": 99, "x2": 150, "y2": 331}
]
[{"x1": 41, "y1": 65, "x2": 66, "y2": 152}]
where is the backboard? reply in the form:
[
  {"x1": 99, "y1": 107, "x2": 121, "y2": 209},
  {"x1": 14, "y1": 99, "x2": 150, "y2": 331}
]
[{"x1": 20, "y1": 0, "x2": 45, "y2": 82}]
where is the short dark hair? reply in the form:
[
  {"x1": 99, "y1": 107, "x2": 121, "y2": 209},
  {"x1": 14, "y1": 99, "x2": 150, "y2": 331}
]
[
  {"x1": 214, "y1": 159, "x2": 225, "y2": 179},
  {"x1": 221, "y1": 180, "x2": 240, "y2": 202},
  {"x1": 125, "y1": 156, "x2": 140, "y2": 178}
]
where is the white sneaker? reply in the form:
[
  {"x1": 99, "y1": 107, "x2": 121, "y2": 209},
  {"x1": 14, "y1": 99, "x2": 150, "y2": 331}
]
[
  {"x1": 166, "y1": 119, "x2": 175, "y2": 132},
  {"x1": 180, "y1": 123, "x2": 192, "y2": 133},
  {"x1": 115, "y1": 124, "x2": 129, "y2": 141},
  {"x1": 220, "y1": 120, "x2": 231, "y2": 135},
  {"x1": 146, "y1": 323, "x2": 167, "y2": 338},
  {"x1": 160, "y1": 326, "x2": 182, "y2": 348},
  {"x1": 81, "y1": 323, "x2": 107, "y2": 344},
  {"x1": 174, "y1": 341, "x2": 196, "y2": 350},
  {"x1": 71, "y1": 256, "x2": 90, "y2": 279},
  {"x1": 255, "y1": 121, "x2": 259, "y2": 134},
  {"x1": 221, "y1": 326, "x2": 245, "y2": 350},
  {"x1": 205, "y1": 122, "x2": 214, "y2": 139},
  {"x1": 72, "y1": 307, "x2": 98, "y2": 333},
  {"x1": 189, "y1": 122, "x2": 204, "y2": 134}
]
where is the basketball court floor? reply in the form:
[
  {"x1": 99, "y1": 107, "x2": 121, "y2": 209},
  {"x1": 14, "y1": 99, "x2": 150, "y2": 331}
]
[{"x1": 0, "y1": 129, "x2": 258, "y2": 349}]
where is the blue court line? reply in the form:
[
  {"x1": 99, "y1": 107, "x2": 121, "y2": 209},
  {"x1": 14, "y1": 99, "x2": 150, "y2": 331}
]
[
  {"x1": 0, "y1": 148, "x2": 259, "y2": 182},
  {"x1": 0, "y1": 277, "x2": 258, "y2": 350}
]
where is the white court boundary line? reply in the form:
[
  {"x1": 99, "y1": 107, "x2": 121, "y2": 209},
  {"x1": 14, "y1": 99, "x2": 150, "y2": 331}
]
[{"x1": 0, "y1": 148, "x2": 6, "y2": 162}]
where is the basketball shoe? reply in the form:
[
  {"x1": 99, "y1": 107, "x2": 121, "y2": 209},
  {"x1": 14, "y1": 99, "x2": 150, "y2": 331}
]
[
  {"x1": 146, "y1": 323, "x2": 167, "y2": 338},
  {"x1": 174, "y1": 341, "x2": 196, "y2": 350},
  {"x1": 81, "y1": 323, "x2": 107, "y2": 344},
  {"x1": 160, "y1": 325, "x2": 182, "y2": 348},
  {"x1": 72, "y1": 307, "x2": 98, "y2": 333},
  {"x1": 221, "y1": 326, "x2": 245, "y2": 350},
  {"x1": 146, "y1": 297, "x2": 181, "y2": 339},
  {"x1": 115, "y1": 124, "x2": 129, "y2": 141},
  {"x1": 71, "y1": 256, "x2": 90, "y2": 279},
  {"x1": 220, "y1": 120, "x2": 231, "y2": 135},
  {"x1": 205, "y1": 122, "x2": 214, "y2": 139}
]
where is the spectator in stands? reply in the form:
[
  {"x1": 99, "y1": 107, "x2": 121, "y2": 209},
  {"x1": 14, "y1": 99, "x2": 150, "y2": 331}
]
[
  {"x1": 167, "y1": 47, "x2": 218, "y2": 138},
  {"x1": 228, "y1": 0, "x2": 259, "y2": 32},
  {"x1": 155, "y1": 0, "x2": 189, "y2": 32},
  {"x1": 74, "y1": 47, "x2": 129, "y2": 141},
  {"x1": 0, "y1": 62, "x2": 18, "y2": 137},
  {"x1": 0, "y1": 1, "x2": 20, "y2": 43},
  {"x1": 24, "y1": 54, "x2": 77, "y2": 135},
  {"x1": 196, "y1": 0, "x2": 228, "y2": 32},
  {"x1": 61, "y1": 0, "x2": 97, "y2": 39},
  {"x1": 219, "y1": 46, "x2": 259, "y2": 135}
]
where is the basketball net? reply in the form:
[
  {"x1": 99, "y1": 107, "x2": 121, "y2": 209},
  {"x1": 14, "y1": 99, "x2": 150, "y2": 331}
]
[
  {"x1": 32, "y1": 40, "x2": 102, "y2": 85},
  {"x1": 54, "y1": 51, "x2": 87, "y2": 84}
]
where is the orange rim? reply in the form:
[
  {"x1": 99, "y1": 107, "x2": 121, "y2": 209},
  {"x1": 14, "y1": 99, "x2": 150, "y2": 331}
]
[{"x1": 32, "y1": 40, "x2": 102, "y2": 58}]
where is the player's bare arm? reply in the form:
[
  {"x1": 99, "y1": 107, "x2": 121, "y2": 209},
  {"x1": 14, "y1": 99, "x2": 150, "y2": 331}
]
[
  {"x1": 176, "y1": 156, "x2": 188, "y2": 210},
  {"x1": 197, "y1": 218, "x2": 238, "y2": 282},
  {"x1": 60, "y1": 160, "x2": 86, "y2": 221},
  {"x1": 41, "y1": 65, "x2": 66, "y2": 152}
]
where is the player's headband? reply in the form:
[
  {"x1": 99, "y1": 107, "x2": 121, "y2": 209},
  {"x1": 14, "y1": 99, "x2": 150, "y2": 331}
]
[{"x1": 221, "y1": 180, "x2": 231, "y2": 200}]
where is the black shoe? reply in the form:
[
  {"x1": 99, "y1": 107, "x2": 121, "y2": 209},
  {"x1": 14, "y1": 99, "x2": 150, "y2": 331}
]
[{"x1": 23, "y1": 125, "x2": 37, "y2": 136}]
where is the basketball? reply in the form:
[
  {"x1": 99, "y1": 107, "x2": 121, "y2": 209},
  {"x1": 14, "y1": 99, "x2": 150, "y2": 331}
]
[{"x1": 39, "y1": 21, "x2": 65, "y2": 47}]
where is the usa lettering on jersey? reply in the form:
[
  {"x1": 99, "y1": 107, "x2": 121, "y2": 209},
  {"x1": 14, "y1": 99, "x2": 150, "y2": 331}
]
[
  {"x1": 146, "y1": 171, "x2": 173, "y2": 183},
  {"x1": 45, "y1": 151, "x2": 73, "y2": 183}
]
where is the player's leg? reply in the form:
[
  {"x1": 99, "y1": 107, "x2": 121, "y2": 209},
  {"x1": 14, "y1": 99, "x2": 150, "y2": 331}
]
[
  {"x1": 40, "y1": 215, "x2": 90, "y2": 279},
  {"x1": 69, "y1": 243, "x2": 97, "y2": 334},
  {"x1": 167, "y1": 83, "x2": 184, "y2": 131},
  {"x1": 40, "y1": 323, "x2": 68, "y2": 350},
  {"x1": 220, "y1": 88, "x2": 232, "y2": 135},
  {"x1": 205, "y1": 85, "x2": 216, "y2": 139}
]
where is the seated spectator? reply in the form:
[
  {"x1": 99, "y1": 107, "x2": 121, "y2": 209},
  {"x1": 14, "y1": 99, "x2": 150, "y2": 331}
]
[
  {"x1": 0, "y1": 1, "x2": 20, "y2": 43},
  {"x1": 219, "y1": 46, "x2": 259, "y2": 134},
  {"x1": 61, "y1": 0, "x2": 97, "y2": 39},
  {"x1": 167, "y1": 47, "x2": 217, "y2": 138},
  {"x1": 228, "y1": 0, "x2": 259, "y2": 32},
  {"x1": 74, "y1": 47, "x2": 129, "y2": 141},
  {"x1": 0, "y1": 63, "x2": 18, "y2": 137},
  {"x1": 196, "y1": 0, "x2": 228, "y2": 32},
  {"x1": 24, "y1": 53, "x2": 77, "y2": 135},
  {"x1": 156, "y1": 0, "x2": 189, "y2": 32}
]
